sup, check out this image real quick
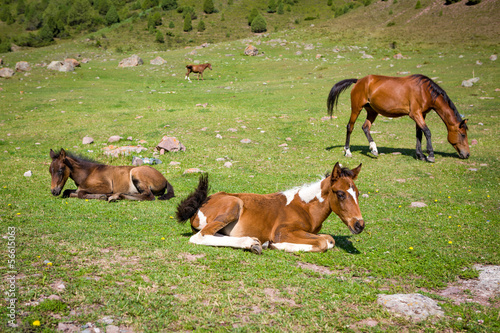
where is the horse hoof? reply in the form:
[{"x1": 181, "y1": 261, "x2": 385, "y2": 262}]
[
  {"x1": 426, "y1": 156, "x2": 435, "y2": 163},
  {"x1": 371, "y1": 150, "x2": 379, "y2": 157},
  {"x1": 250, "y1": 244, "x2": 262, "y2": 255}
]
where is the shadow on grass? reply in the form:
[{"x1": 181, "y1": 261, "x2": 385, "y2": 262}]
[
  {"x1": 325, "y1": 144, "x2": 457, "y2": 159},
  {"x1": 333, "y1": 235, "x2": 360, "y2": 254}
]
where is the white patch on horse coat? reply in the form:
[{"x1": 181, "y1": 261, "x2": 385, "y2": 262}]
[
  {"x1": 344, "y1": 148, "x2": 352, "y2": 157},
  {"x1": 347, "y1": 187, "x2": 358, "y2": 204},
  {"x1": 282, "y1": 178, "x2": 325, "y2": 206},
  {"x1": 196, "y1": 210, "x2": 207, "y2": 230},
  {"x1": 127, "y1": 174, "x2": 139, "y2": 194},
  {"x1": 189, "y1": 232, "x2": 258, "y2": 249},
  {"x1": 369, "y1": 141, "x2": 378, "y2": 154},
  {"x1": 272, "y1": 242, "x2": 314, "y2": 252}
]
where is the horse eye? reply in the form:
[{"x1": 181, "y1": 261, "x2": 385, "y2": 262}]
[
  {"x1": 58, "y1": 168, "x2": 64, "y2": 175},
  {"x1": 336, "y1": 191, "x2": 346, "y2": 200}
]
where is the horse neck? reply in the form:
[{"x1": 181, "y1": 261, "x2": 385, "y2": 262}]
[
  {"x1": 66, "y1": 157, "x2": 94, "y2": 185},
  {"x1": 300, "y1": 178, "x2": 333, "y2": 230},
  {"x1": 432, "y1": 96, "x2": 461, "y2": 130}
]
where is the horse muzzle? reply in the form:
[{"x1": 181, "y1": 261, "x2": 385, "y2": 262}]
[
  {"x1": 51, "y1": 188, "x2": 62, "y2": 196},
  {"x1": 458, "y1": 151, "x2": 470, "y2": 159},
  {"x1": 349, "y1": 219, "x2": 365, "y2": 235}
]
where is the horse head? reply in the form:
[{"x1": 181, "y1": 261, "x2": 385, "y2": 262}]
[
  {"x1": 448, "y1": 119, "x2": 470, "y2": 159},
  {"x1": 328, "y1": 162, "x2": 364, "y2": 234},
  {"x1": 49, "y1": 148, "x2": 71, "y2": 196},
  {"x1": 207, "y1": 63, "x2": 212, "y2": 70}
]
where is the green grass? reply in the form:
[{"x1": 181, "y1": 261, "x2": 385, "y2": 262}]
[{"x1": 0, "y1": 1, "x2": 499, "y2": 332}]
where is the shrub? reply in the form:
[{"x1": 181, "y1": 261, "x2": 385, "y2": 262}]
[
  {"x1": 277, "y1": 2, "x2": 284, "y2": 14},
  {"x1": 155, "y1": 30, "x2": 164, "y2": 43},
  {"x1": 161, "y1": 0, "x2": 178, "y2": 11},
  {"x1": 169, "y1": 21, "x2": 174, "y2": 28},
  {"x1": 0, "y1": 37, "x2": 12, "y2": 53},
  {"x1": 327, "y1": 0, "x2": 333, "y2": 5},
  {"x1": 106, "y1": 6, "x2": 120, "y2": 25},
  {"x1": 203, "y1": 0, "x2": 215, "y2": 14},
  {"x1": 387, "y1": 21, "x2": 395, "y2": 26},
  {"x1": 251, "y1": 13, "x2": 267, "y2": 33},
  {"x1": 248, "y1": 8, "x2": 258, "y2": 25},
  {"x1": 197, "y1": 19, "x2": 205, "y2": 31},
  {"x1": 183, "y1": 13, "x2": 192, "y2": 31},
  {"x1": 267, "y1": 0, "x2": 276, "y2": 13},
  {"x1": 415, "y1": 1, "x2": 422, "y2": 9}
]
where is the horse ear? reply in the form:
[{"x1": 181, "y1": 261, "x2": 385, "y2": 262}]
[
  {"x1": 331, "y1": 162, "x2": 342, "y2": 183},
  {"x1": 460, "y1": 119, "x2": 468, "y2": 129},
  {"x1": 351, "y1": 163, "x2": 362, "y2": 180},
  {"x1": 50, "y1": 149, "x2": 56, "y2": 160},
  {"x1": 60, "y1": 148, "x2": 66, "y2": 159}
]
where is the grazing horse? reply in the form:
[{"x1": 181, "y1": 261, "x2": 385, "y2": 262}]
[
  {"x1": 185, "y1": 63, "x2": 212, "y2": 81},
  {"x1": 49, "y1": 148, "x2": 175, "y2": 202},
  {"x1": 327, "y1": 74, "x2": 470, "y2": 162},
  {"x1": 176, "y1": 163, "x2": 364, "y2": 254}
]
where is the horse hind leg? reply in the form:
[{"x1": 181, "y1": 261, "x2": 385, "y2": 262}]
[
  {"x1": 344, "y1": 103, "x2": 364, "y2": 158},
  {"x1": 361, "y1": 107, "x2": 379, "y2": 156}
]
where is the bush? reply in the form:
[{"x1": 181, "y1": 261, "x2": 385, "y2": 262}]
[
  {"x1": 155, "y1": 30, "x2": 164, "y2": 43},
  {"x1": 203, "y1": 0, "x2": 215, "y2": 14},
  {"x1": 327, "y1": 0, "x2": 333, "y2": 5},
  {"x1": 197, "y1": 19, "x2": 205, "y2": 31},
  {"x1": 106, "y1": 6, "x2": 120, "y2": 25},
  {"x1": 277, "y1": 2, "x2": 284, "y2": 14},
  {"x1": 161, "y1": 0, "x2": 178, "y2": 11},
  {"x1": 415, "y1": 0, "x2": 422, "y2": 9},
  {"x1": 0, "y1": 37, "x2": 11, "y2": 53},
  {"x1": 251, "y1": 13, "x2": 267, "y2": 33},
  {"x1": 267, "y1": 0, "x2": 276, "y2": 13},
  {"x1": 248, "y1": 8, "x2": 258, "y2": 25},
  {"x1": 183, "y1": 13, "x2": 192, "y2": 31},
  {"x1": 169, "y1": 21, "x2": 174, "y2": 28}
]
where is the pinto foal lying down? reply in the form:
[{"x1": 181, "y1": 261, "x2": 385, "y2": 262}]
[{"x1": 176, "y1": 163, "x2": 365, "y2": 254}]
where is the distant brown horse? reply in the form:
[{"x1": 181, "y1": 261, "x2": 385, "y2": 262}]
[
  {"x1": 49, "y1": 149, "x2": 174, "y2": 202},
  {"x1": 327, "y1": 74, "x2": 469, "y2": 162},
  {"x1": 185, "y1": 63, "x2": 212, "y2": 81},
  {"x1": 176, "y1": 163, "x2": 364, "y2": 254}
]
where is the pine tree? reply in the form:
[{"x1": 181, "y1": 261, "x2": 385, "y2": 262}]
[
  {"x1": 277, "y1": 1, "x2": 284, "y2": 14},
  {"x1": 17, "y1": 0, "x2": 26, "y2": 15},
  {"x1": 251, "y1": 14, "x2": 267, "y2": 33},
  {"x1": 155, "y1": 30, "x2": 165, "y2": 43},
  {"x1": 197, "y1": 19, "x2": 205, "y2": 31},
  {"x1": 169, "y1": 21, "x2": 174, "y2": 28},
  {"x1": 248, "y1": 8, "x2": 258, "y2": 25},
  {"x1": 267, "y1": 0, "x2": 276, "y2": 13},
  {"x1": 415, "y1": 0, "x2": 422, "y2": 9},
  {"x1": 161, "y1": 0, "x2": 178, "y2": 10},
  {"x1": 203, "y1": 0, "x2": 215, "y2": 14},
  {"x1": 183, "y1": 13, "x2": 192, "y2": 31},
  {"x1": 105, "y1": 6, "x2": 120, "y2": 25}
]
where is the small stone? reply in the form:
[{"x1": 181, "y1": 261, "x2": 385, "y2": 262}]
[
  {"x1": 47, "y1": 295, "x2": 61, "y2": 301},
  {"x1": 82, "y1": 136, "x2": 94, "y2": 145},
  {"x1": 183, "y1": 168, "x2": 203, "y2": 174},
  {"x1": 476, "y1": 60, "x2": 483, "y2": 65},
  {"x1": 362, "y1": 194, "x2": 369, "y2": 198},
  {"x1": 127, "y1": 136, "x2": 133, "y2": 141},
  {"x1": 216, "y1": 134, "x2": 222, "y2": 139},
  {"x1": 224, "y1": 162, "x2": 233, "y2": 168},
  {"x1": 378, "y1": 293, "x2": 443, "y2": 321},
  {"x1": 169, "y1": 161, "x2": 180, "y2": 165},
  {"x1": 227, "y1": 128, "x2": 237, "y2": 132},
  {"x1": 471, "y1": 139, "x2": 478, "y2": 145},
  {"x1": 105, "y1": 325, "x2": 120, "y2": 333},
  {"x1": 132, "y1": 156, "x2": 144, "y2": 166},
  {"x1": 108, "y1": 135, "x2": 122, "y2": 143},
  {"x1": 410, "y1": 202, "x2": 427, "y2": 208},
  {"x1": 160, "y1": 148, "x2": 165, "y2": 155},
  {"x1": 278, "y1": 143, "x2": 288, "y2": 147},
  {"x1": 490, "y1": 55, "x2": 497, "y2": 61},
  {"x1": 240, "y1": 139, "x2": 251, "y2": 144},
  {"x1": 468, "y1": 168, "x2": 478, "y2": 171},
  {"x1": 24, "y1": 170, "x2": 32, "y2": 177},
  {"x1": 285, "y1": 137, "x2": 292, "y2": 141},
  {"x1": 216, "y1": 158, "x2": 225, "y2": 162}
]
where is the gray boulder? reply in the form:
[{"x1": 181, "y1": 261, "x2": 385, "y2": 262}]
[
  {"x1": 119, "y1": 55, "x2": 143, "y2": 67},
  {"x1": 0, "y1": 68, "x2": 15, "y2": 78}
]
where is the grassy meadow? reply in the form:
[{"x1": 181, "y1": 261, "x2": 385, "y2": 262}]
[{"x1": 1, "y1": 0, "x2": 499, "y2": 332}]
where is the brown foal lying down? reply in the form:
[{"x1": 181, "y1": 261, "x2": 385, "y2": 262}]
[
  {"x1": 176, "y1": 163, "x2": 364, "y2": 254},
  {"x1": 49, "y1": 148, "x2": 174, "y2": 202}
]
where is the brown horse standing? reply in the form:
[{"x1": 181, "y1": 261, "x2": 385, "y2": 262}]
[
  {"x1": 327, "y1": 74, "x2": 470, "y2": 162},
  {"x1": 49, "y1": 149, "x2": 174, "y2": 202},
  {"x1": 185, "y1": 63, "x2": 212, "y2": 81},
  {"x1": 176, "y1": 163, "x2": 364, "y2": 254}
]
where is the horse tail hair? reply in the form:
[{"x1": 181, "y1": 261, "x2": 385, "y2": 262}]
[
  {"x1": 175, "y1": 174, "x2": 209, "y2": 223},
  {"x1": 327, "y1": 78, "x2": 358, "y2": 117},
  {"x1": 158, "y1": 181, "x2": 175, "y2": 200}
]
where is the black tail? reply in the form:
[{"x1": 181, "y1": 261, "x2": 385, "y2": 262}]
[
  {"x1": 327, "y1": 78, "x2": 358, "y2": 116},
  {"x1": 175, "y1": 174, "x2": 209, "y2": 223},
  {"x1": 158, "y1": 181, "x2": 175, "y2": 200}
]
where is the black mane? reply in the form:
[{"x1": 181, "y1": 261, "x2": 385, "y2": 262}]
[
  {"x1": 53, "y1": 150, "x2": 103, "y2": 167},
  {"x1": 325, "y1": 167, "x2": 354, "y2": 178},
  {"x1": 410, "y1": 74, "x2": 463, "y2": 123}
]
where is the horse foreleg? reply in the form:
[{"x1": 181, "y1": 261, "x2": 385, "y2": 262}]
[
  {"x1": 412, "y1": 113, "x2": 434, "y2": 162},
  {"x1": 185, "y1": 70, "x2": 191, "y2": 81},
  {"x1": 362, "y1": 108, "x2": 379, "y2": 156},
  {"x1": 62, "y1": 189, "x2": 77, "y2": 198},
  {"x1": 271, "y1": 229, "x2": 334, "y2": 253},
  {"x1": 415, "y1": 126, "x2": 426, "y2": 161},
  {"x1": 108, "y1": 189, "x2": 155, "y2": 202},
  {"x1": 73, "y1": 189, "x2": 107, "y2": 200}
]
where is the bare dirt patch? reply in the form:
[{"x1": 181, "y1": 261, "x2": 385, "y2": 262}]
[
  {"x1": 177, "y1": 252, "x2": 206, "y2": 261},
  {"x1": 263, "y1": 288, "x2": 299, "y2": 307}
]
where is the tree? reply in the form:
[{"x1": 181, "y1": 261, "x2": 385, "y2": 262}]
[
  {"x1": 277, "y1": 1, "x2": 284, "y2": 14},
  {"x1": 106, "y1": 6, "x2": 120, "y2": 25},
  {"x1": 67, "y1": 0, "x2": 93, "y2": 27},
  {"x1": 267, "y1": 0, "x2": 276, "y2": 13},
  {"x1": 161, "y1": 0, "x2": 177, "y2": 10},
  {"x1": 197, "y1": 19, "x2": 205, "y2": 31},
  {"x1": 155, "y1": 30, "x2": 164, "y2": 43},
  {"x1": 251, "y1": 13, "x2": 267, "y2": 33},
  {"x1": 203, "y1": 0, "x2": 215, "y2": 14},
  {"x1": 16, "y1": 0, "x2": 26, "y2": 15},
  {"x1": 247, "y1": 8, "x2": 258, "y2": 25},
  {"x1": 415, "y1": 0, "x2": 422, "y2": 9},
  {"x1": 169, "y1": 20, "x2": 174, "y2": 28},
  {"x1": 183, "y1": 13, "x2": 192, "y2": 31}
]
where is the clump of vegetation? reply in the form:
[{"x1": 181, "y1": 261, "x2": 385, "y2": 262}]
[
  {"x1": 251, "y1": 13, "x2": 267, "y2": 33},
  {"x1": 248, "y1": 8, "x2": 259, "y2": 25},
  {"x1": 183, "y1": 13, "x2": 192, "y2": 32},
  {"x1": 268, "y1": 0, "x2": 277, "y2": 13},
  {"x1": 203, "y1": 0, "x2": 215, "y2": 14},
  {"x1": 415, "y1": 0, "x2": 422, "y2": 9},
  {"x1": 161, "y1": 0, "x2": 178, "y2": 11},
  {"x1": 155, "y1": 30, "x2": 164, "y2": 43},
  {"x1": 197, "y1": 19, "x2": 206, "y2": 32},
  {"x1": 105, "y1": 6, "x2": 120, "y2": 26}
]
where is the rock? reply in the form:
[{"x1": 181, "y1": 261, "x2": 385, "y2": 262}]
[
  {"x1": 118, "y1": 54, "x2": 143, "y2": 67},
  {"x1": 244, "y1": 45, "x2": 259, "y2": 56},
  {"x1": 215, "y1": 134, "x2": 222, "y2": 139},
  {"x1": 410, "y1": 202, "x2": 427, "y2": 208},
  {"x1": 183, "y1": 168, "x2": 203, "y2": 174},
  {"x1": 24, "y1": 170, "x2": 32, "y2": 177},
  {"x1": 476, "y1": 60, "x2": 483, "y2": 65},
  {"x1": 315, "y1": 54, "x2": 322, "y2": 59},
  {"x1": 127, "y1": 136, "x2": 133, "y2": 141},
  {"x1": 82, "y1": 136, "x2": 94, "y2": 145},
  {"x1": 227, "y1": 128, "x2": 237, "y2": 132},
  {"x1": 98, "y1": 316, "x2": 114, "y2": 325},
  {"x1": 393, "y1": 53, "x2": 405, "y2": 59},
  {"x1": 471, "y1": 139, "x2": 478, "y2": 145},
  {"x1": 132, "y1": 156, "x2": 144, "y2": 166},
  {"x1": 224, "y1": 162, "x2": 233, "y2": 168},
  {"x1": 0, "y1": 68, "x2": 15, "y2": 78},
  {"x1": 377, "y1": 293, "x2": 444, "y2": 321},
  {"x1": 295, "y1": 51, "x2": 302, "y2": 56},
  {"x1": 462, "y1": 77, "x2": 480, "y2": 87},
  {"x1": 50, "y1": 280, "x2": 66, "y2": 292},
  {"x1": 304, "y1": 44, "x2": 314, "y2": 50},
  {"x1": 169, "y1": 161, "x2": 180, "y2": 165},
  {"x1": 156, "y1": 136, "x2": 186, "y2": 152},
  {"x1": 57, "y1": 322, "x2": 80, "y2": 332},
  {"x1": 362, "y1": 194, "x2": 369, "y2": 198},
  {"x1": 47, "y1": 295, "x2": 61, "y2": 301},
  {"x1": 102, "y1": 145, "x2": 147, "y2": 157},
  {"x1": 47, "y1": 61, "x2": 74, "y2": 72},
  {"x1": 108, "y1": 135, "x2": 123, "y2": 143},
  {"x1": 490, "y1": 55, "x2": 497, "y2": 61},
  {"x1": 240, "y1": 139, "x2": 252, "y2": 144},
  {"x1": 362, "y1": 54, "x2": 374, "y2": 59},
  {"x1": 64, "y1": 58, "x2": 80, "y2": 67},
  {"x1": 150, "y1": 56, "x2": 167, "y2": 65},
  {"x1": 15, "y1": 61, "x2": 30, "y2": 72},
  {"x1": 105, "y1": 325, "x2": 120, "y2": 333}
]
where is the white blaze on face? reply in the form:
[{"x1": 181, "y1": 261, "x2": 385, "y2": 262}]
[
  {"x1": 347, "y1": 187, "x2": 358, "y2": 204},
  {"x1": 196, "y1": 210, "x2": 207, "y2": 230}
]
